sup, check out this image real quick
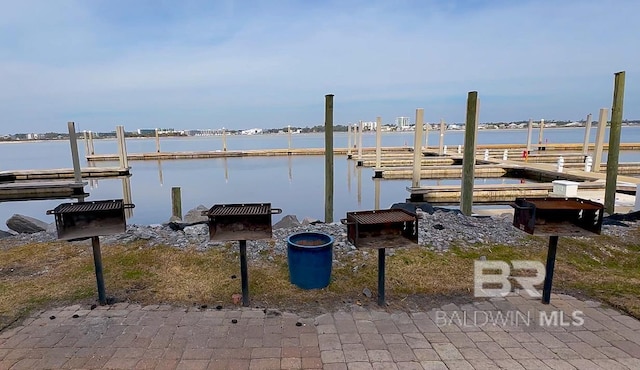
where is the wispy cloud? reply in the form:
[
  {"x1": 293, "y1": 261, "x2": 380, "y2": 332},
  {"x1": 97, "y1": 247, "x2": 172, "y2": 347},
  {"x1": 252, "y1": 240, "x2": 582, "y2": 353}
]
[{"x1": 1, "y1": 0, "x2": 638, "y2": 131}]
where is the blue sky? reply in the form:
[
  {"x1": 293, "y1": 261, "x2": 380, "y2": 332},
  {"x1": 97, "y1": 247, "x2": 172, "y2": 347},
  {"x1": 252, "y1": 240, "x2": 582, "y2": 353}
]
[{"x1": 1, "y1": 0, "x2": 638, "y2": 132}]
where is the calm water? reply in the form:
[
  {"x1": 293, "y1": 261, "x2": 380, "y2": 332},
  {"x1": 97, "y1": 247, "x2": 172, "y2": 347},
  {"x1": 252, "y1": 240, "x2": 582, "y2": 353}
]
[{"x1": 2, "y1": 127, "x2": 640, "y2": 229}]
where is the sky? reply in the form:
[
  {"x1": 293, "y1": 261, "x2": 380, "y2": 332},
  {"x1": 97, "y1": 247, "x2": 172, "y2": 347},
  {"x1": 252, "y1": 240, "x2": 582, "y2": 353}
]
[{"x1": 1, "y1": 0, "x2": 638, "y2": 133}]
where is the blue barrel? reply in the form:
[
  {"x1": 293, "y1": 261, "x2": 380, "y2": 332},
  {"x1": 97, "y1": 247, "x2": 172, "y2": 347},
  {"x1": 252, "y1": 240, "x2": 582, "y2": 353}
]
[{"x1": 287, "y1": 232, "x2": 333, "y2": 289}]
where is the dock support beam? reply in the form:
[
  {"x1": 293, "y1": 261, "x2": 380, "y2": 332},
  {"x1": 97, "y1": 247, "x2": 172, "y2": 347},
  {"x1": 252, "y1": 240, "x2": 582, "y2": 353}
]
[
  {"x1": 582, "y1": 113, "x2": 592, "y2": 156},
  {"x1": 375, "y1": 116, "x2": 382, "y2": 170},
  {"x1": 593, "y1": 108, "x2": 608, "y2": 172},
  {"x1": 538, "y1": 119, "x2": 545, "y2": 150},
  {"x1": 438, "y1": 119, "x2": 445, "y2": 156},
  {"x1": 155, "y1": 129, "x2": 161, "y2": 153},
  {"x1": 526, "y1": 119, "x2": 533, "y2": 154},
  {"x1": 324, "y1": 94, "x2": 334, "y2": 223},
  {"x1": 412, "y1": 109, "x2": 424, "y2": 188},
  {"x1": 605, "y1": 71, "x2": 625, "y2": 214},
  {"x1": 461, "y1": 92, "x2": 479, "y2": 216},
  {"x1": 171, "y1": 187, "x2": 182, "y2": 220}
]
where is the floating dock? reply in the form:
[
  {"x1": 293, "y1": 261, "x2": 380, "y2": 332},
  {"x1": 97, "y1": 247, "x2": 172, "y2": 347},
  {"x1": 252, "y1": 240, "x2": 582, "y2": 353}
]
[
  {"x1": 0, "y1": 167, "x2": 130, "y2": 182},
  {"x1": 0, "y1": 181, "x2": 87, "y2": 202},
  {"x1": 86, "y1": 147, "x2": 413, "y2": 161}
]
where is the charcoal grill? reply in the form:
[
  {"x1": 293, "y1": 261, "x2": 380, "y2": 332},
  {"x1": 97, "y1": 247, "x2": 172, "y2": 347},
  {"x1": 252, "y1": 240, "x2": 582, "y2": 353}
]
[
  {"x1": 47, "y1": 199, "x2": 135, "y2": 305},
  {"x1": 341, "y1": 209, "x2": 419, "y2": 306},
  {"x1": 203, "y1": 203, "x2": 281, "y2": 307},
  {"x1": 511, "y1": 197, "x2": 604, "y2": 304},
  {"x1": 47, "y1": 199, "x2": 135, "y2": 240},
  {"x1": 204, "y1": 203, "x2": 281, "y2": 241}
]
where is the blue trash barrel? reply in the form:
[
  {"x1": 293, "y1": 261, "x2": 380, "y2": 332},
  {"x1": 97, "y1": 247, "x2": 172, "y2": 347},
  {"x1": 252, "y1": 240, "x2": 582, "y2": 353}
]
[{"x1": 287, "y1": 232, "x2": 333, "y2": 289}]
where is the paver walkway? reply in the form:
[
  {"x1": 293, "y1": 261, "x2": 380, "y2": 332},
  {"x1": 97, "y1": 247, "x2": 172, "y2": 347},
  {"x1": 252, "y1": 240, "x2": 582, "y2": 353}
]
[{"x1": 1, "y1": 293, "x2": 639, "y2": 369}]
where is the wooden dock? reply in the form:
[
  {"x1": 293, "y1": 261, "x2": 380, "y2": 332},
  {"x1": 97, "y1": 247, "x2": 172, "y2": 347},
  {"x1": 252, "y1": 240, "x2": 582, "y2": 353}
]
[
  {"x1": 0, "y1": 181, "x2": 87, "y2": 202},
  {"x1": 86, "y1": 147, "x2": 413, "y2": 161},
  {"x1": 0, "y1": 167, "x2": 130, "y2": 182}
]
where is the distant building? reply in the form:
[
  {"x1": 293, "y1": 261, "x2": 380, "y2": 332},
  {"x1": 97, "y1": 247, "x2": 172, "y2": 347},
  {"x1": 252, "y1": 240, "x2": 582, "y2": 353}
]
[
  {"x1": 395, "y1": 117, "x2": 411, "y2": 130},
  {"x1": 241, "y1": 128, "x2": 263, "y2": 135},
  {"x1": 362, "y1": 121, "x2": 376, "y2": 131}
]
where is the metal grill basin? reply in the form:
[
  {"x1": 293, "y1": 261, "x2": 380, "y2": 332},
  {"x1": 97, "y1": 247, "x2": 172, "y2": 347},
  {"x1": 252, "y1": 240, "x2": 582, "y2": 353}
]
[
  {"x1": 343, "y1": 209, "x2": 419, "y2": 249},
  {"x1": 47, "y1": 199, "x2": 134, "y2": 240},
  {"x1": 512, "y1": 197, "x2": 603, "y2": 236},
  {"x1": 207, "y1": 204, "x2": 271, "y2": 216},
  {"x1": 205, "y1": 203, "x2": 281, "y2": 241}
]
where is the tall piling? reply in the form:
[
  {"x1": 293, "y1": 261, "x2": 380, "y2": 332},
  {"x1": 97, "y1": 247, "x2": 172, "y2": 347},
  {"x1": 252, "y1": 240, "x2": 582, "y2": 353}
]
[
  {"x1": 461, "y1": 92, "x2": 479, "y2": 216},
  {"x1": 357, "y1": 120, "x2": 363, "y2": 162},
  {"x1": 324, "y1": 94, "x2": 334, "y2": 223},
  {"x1": 412, "y1": 109, "x2": 424, "y2": 188},
  {"x1": 171, "y1": 187, "x2": 182, "y2": 220},
  {"x1": 526, "y1": 119, "x2": 533, "y2": 153},
  {"x1": 593, "y1": 108, "x2": 609, "y2": 172},
  {"x1": 605, "y1": 71, "x2": 625, "y2": 214},
  {"x1": 68, "y1": 122, "x2": 85, "y2": 201},
  {"x1": 375, "y1": 116, "x2": 382, "y2": 169},
  {"x1": 582, "y1": 113, "x2": 592, "y2": 155},
  {"x1": 438, "y1": 119, "x2": 445, "y2": 155},
  {"x1": 155, "y1": 129, "x2": 161, "y2": 153},
  {"x1": 538, "y1": 119, "x2": 545, "y2": 150},
  {"x1": 347, "y1": 124, "x2": 352, "y2": 158}
]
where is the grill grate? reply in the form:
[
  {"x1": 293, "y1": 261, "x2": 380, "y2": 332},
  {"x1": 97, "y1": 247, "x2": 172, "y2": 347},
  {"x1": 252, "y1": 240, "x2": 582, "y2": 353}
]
[
  {"x1": 54, "y1": 200, "x2": 124, "y2": 214},
  {"x1": 207, "y1": 203, "x2": 271, "y2": 216},
  {"x1": 523, "y1": 198, "x2": 602, "y2": 211},
  {"x1": 348, "y1": 209, "x2": 416, "y2": 225}
]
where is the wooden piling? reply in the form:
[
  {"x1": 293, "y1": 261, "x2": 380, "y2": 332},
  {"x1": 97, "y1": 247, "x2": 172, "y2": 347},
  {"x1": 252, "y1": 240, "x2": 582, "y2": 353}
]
[
  {"x1": 538, "y1": 119, "x2": 545, "y2": 149},
  {"x1": 155, "y1": 129, "x2": 161, "y2": 153},
  {"x1": 438, "y1": 119, "x2": 445, "y2": 155},
  {"x1": 357, "y1": 121, "x2": 363, "y2": 161},
  {"x1": 288, "y1": 125, "x2": 292, "y2": 150},
  {"x1": 582, "y1": 113, "x2": 592, "y2": 155},
  {"x1": 461, "y1": 92, "x2": 479, "y2": 216},
  {"x1": 88, "y1": 131, "x2": 95, "y2": 155},
  {"x1": 222, "y1": 128, "x2": 227, "y2": 151},
  {"x1": 347, "y1": 124, "x2": 352, "y2": 157},
  {"x1": 171, "y1": 187, "x2": 182, "y2": 220},
  {"x1": 593, "y1": 108, "x2": 609, "y2": 172},
  {"x1": 605, "y1": 71, "x2": 625, "y2": 214},
  {"x1": 67, "y1": 122, "x2": 84, "y2": 201},
  {"x1": 116, "y1": 126, "x2": 129, "y2": 169},
  {"x1": 83, "y1": 131, "x2": 90, "y2": 157},
  {"x1": 424, "y1": 120, "x2": 429, "y2": 149},
  {"x1": 324, "y1": 94, "x2": 334, "y2": 223},
  {"x1": 526, "y1": 119, "x2": 533, "y2": 153},
  {"x1": 375, "y1": 116, "x2": 382, "y2": 169},
  {"x1": 412, "y1": 109, "x2": 424, "y2": 188}
]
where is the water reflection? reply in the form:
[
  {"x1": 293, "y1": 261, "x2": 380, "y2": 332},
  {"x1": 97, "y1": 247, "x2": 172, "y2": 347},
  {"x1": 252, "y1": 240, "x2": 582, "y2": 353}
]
[
  {"x1": 157, "y1": 160, "x2": 164, "y2": 186},
  {"x1": 122, "y1": 176, "x2": 134, "y2": 219},
  {"x1": 357, "y1": 165, "x2": 362, "y2": 205},
  {"x1": 288, "y1": 156, "x2": 292, "y2": 182},
  {"x1": 224, "y1": 157, "x2": 229, "y2": 182},
  {"x1": 374, "y1": 178, "x2": 381, "y2": 210}
]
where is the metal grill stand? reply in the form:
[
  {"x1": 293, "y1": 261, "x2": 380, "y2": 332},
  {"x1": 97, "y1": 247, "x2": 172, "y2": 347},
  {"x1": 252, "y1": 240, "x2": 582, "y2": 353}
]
[
  {"x1": 47, "y1": 199, "x2": 134, "y2": 305},
  {"x1": 204, "y1": 203, "x2": 281, "y2": 307},
  {"x1": 511, "y1": 197, "x2": 603, "y2": 304},
  {"x1": 342, "y1": 209, "x2": 419, "y2": 306}
]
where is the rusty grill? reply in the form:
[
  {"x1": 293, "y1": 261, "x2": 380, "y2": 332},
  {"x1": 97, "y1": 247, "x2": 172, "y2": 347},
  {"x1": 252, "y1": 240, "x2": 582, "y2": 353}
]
[
  {"x1": 207, "y1": 204, "x2": 271, "y2": 216},
  {"x1": 204, "y1": 203, "x2": 282, "y2": 241},
  {"x1": 342, "y1": 209, "x2": 419, "y2": 249},
  {"x1": 512, "y1": 197, "x2": 604, "y2": 236},
  {"x1": 47, "y1": 199, "x2": 135, "y2": 241}
]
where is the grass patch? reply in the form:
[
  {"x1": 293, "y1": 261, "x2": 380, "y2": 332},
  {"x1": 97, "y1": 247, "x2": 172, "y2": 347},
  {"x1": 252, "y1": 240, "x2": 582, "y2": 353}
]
[{"x1": 1, "y1": 232, "x2": 639, "y2": 330}]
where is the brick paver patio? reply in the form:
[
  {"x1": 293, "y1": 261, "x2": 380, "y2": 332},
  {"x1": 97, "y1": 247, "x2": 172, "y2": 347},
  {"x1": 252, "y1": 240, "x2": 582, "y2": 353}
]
[{"x1": 1, "y1": 293, "x2": 639, "y2": 369}]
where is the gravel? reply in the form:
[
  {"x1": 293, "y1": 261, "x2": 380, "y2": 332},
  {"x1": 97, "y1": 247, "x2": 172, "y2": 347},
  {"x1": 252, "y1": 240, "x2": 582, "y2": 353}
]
[{"x1": 2, "y1": 209, "x2": 638, "y2": 261}]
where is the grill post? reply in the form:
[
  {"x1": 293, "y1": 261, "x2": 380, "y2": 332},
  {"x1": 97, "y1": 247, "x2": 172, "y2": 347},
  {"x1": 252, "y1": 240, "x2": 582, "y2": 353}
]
[
  {"x1": 542, "y1": 235, "x2": 559, "y2": 304},
  {"x1": 239, "y1": 240, "x2": 250, "y2": 307},
  {"x1": 91, "y1": 236, "x2": 107, "y2": 305},
  {"x1": 378, "y1": 248, "x2": 386, "y2": 306}
]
